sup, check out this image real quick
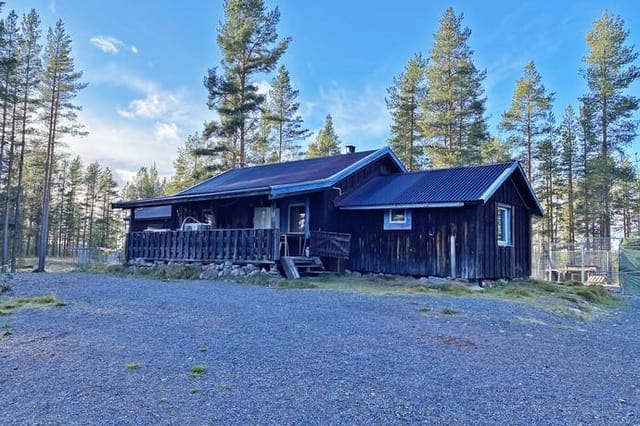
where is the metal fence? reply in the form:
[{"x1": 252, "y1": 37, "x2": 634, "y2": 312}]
[
  {"x1": 73, "y1": 247, "x2": 123, "y2": 266},
  {"x1": 532, "y1": 239, "x2": 621, "y2": 285}
]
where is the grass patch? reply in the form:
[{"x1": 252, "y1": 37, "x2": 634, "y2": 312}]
[
  {"x1": 189, "y1": 365, "x2": 207, "y2": 378},
  {"x1": 274, "y1": 280, "x2": 317, "y2": 290},
  {"x1": 125, "y1": 362, "x2": 140, "y2": 370},
  {"x1": 188, "y1": 387, "x2": 199, "y2": 394},
  {"x1": 418, "y1": 307, "x2": 431, "y2": 313},
  {"x1": 440, "y1": 307, "x2": 462, "y2": 315},
  {"x1": 197, "y1": 346, "x2": 208, "y2": 352},
  {"x1": 0, "y1": 295, "x2": 66, "y2": 315},
  {"x1": 0, "y1": 322, "x2": 10, "y2": 338}
]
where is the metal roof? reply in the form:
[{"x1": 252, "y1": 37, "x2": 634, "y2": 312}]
[
  {"x1": 112, "y1": 147, "x2": 407, "y2": 209},
  {"x1": 338, "y1": 161, "x2": 543, "y2": 215}
]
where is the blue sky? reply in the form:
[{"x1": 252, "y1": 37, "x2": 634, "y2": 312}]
[{"x1": 8, "y1": 0, "x2": 640, "y2": 184}]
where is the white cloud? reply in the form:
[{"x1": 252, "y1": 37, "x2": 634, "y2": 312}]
[
  {"x1": 255, "y1": 80, "x2": 271, "y2": 96},
  {"x1": 90, "y1": 36, "x2": 138, "y2": 55},
  {"x1": 153, "y1": 122, "x2": 180, "y2": 142},
  {"x1": 313, "y1": 84, "x2": 390, "y2": 149},
  {"x1": 118, "y1": 92, "x2": 180, "y2": 120}
]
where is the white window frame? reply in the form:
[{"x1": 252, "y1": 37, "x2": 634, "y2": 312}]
[
  {"x1": 389, "y1": 208, "x2": 407, "y2": 224},
  {"x1": 288, "y1": 203, "x2": 306, "y2": 234},
  {"x1": 497, "y1": 205, "x2": 512, "y2": 246}
]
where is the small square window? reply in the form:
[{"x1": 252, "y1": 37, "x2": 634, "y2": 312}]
[
  {"x1": 497, "y1": 206, "x2": 512, "y2": 246},
  {"x1": 390, "y1": 209, "x2": 406, "y2": 223}
]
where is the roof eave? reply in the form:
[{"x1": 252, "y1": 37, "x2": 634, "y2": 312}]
[
  {"x1": 340, "y1": 202, "x2": 466, "y2": 210},
  {"x1": 478, "y1": 162, "x2": 544, "y2": 216},
  {"x1": 112, "y1": 187, "x2": 271, "y2": 209},
  {"x1": 269, "y1": 147, "x2": 405, "y2": 198}
]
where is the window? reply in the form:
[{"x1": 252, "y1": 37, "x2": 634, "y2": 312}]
[
  {"x1": 497, "y1": 205, "x2": 512, "y2": 246},
  {"x1": 390, "y1": 209, "x2": 406, "y2": 223},
  {"x1": 288, "y1": 205, "x2": 306, "y2": 233},
  {"x1": 253, "y1": 207, "x2": 280, "y2": 229},
  {"x1": 384, "y1": 209, "x2": 412, "y2": 230}
]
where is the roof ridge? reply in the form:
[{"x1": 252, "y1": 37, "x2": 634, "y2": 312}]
[{"x1": 404, "y1": 161, "x2": 516, "y2": 175}]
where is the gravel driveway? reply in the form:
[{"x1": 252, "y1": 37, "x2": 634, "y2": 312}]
[{"x1": 1, "y1": 273, "x2": 639, "y2": 425}]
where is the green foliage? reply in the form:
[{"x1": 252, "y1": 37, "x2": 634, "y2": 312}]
[
  {"x1": 166, "y1": 133, "x2": 212, "y2": 194},
  {"x1": 203, "y1": 0, "x2": 290, "y2": 168},
  {"x1": 0, "y1": 322, "x2": 11, "y2": 338},
  {"x1": 189, "y1": 365, "x2": 207, "y2": 378},
  {"x1": 422, "y1": 7, "x2": 488, "y2": 167},
  {"x1": 386, "y1": 53, "x2": 428, "y2": 170},
  {"x1": 188, "y1": 387, "x2": 200, "y2": 394},
  {"x1": 500, "y1": 61, "x2": 554, "y2": 180},
  {"x1": 440, "y1": 307, "x2": 461, "y2": 315},
  {"x1": 125, "y1": 363, "x2": 140, "y2": 371},
  {"x1": 265, "y1": 65, "x2": 309, "y2": 162},
  {"x1": 580, "y1": 10, "x2": 639, "y2": 240},
  {"x1": 306, "y1": 114, "x2": 341, "y2": 158},
  {"x1": 121, "y1": 163, "x2": 167, "y2": 200}
]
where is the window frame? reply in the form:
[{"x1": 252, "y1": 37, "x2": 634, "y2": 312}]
[
  {"x1": 389, "y1": 208, "x2": 407, "y2": 224},
  {"x1": 497, "y1": 204, "x2": 513, "y2": 247},
  {"x1": 288, "y1": 203, "x2": 306, "y2": 234}
]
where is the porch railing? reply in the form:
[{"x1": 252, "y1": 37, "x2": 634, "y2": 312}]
[{"x1": 126, "y1": 228, "x2": 280, "y2": 263}]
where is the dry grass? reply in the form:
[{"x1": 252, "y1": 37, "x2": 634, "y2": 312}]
[{"x1": 0, "y1": 295, "x2": 66, "y2": 316}]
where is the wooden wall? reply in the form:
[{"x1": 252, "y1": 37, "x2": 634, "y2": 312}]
[{"x1": 337, "y1": 176, "x2": 534, "y2": 280}]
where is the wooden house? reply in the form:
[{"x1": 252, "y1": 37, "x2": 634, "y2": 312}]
[{"x1": 112, "y1": 147, "x2": 542, "y2": 280}]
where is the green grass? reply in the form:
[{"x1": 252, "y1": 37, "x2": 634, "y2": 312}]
[
  {"x1": 418, "y1": 307, "x2": 431, "y2": 313},
  {"x1": 197, "y1": 346, "x2": 208, "y2": 352},
  {"x1": 440, "y1": 307, "x2": 462, "y2": 315},
  {"x1": 125, "y1": 362, "x2": 140, "y2": 370},
  {"x1": 0, "y1": 322, "x2": 10, "y2": 338},
  {"x1": 188, "y1": 387, "x2": 200, "y2": 394},
  {"x1": 0, "y1": 295, "x2": 66, "y2": 315},
  {"x1": 189, "y1": 365, "x2": 207, "y2": 378}
]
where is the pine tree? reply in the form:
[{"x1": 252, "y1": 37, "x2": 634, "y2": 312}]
[
  {"x1": 534, "y1": 114, "x2": 560, "y2": 243},
  {"x1": 500, "y1": 61, "x2": 554, "y2": 181},
  {"x1": 203, "y1": 0, "x2": 290, "y2": 168},
  {"x1": 266, "y1": 65, "x2": 309, "y2": 162},
  {"x1": 36, "y1": 20, "x2": 86, "y2": 270},
  {"x1": 386, "y1": 53, "x2": 427, "y2": 171},
  {"x1": 580, "y1": 10, "x2": 639, "y2": 242},
  {"x1": 422, "y1": 7, "x2": 488, "y2": 167},
  {"x1": 480, "y1": 136, "x2": 512, "y2": 163},
  {"x1": 166, "y1": 133, "x2": 211, "y2": 194},
  {"x1": 121, "y1": 163, "x2": 167, "y2": 200},
  {"x1": 10, "y1": 9, "x2": 41, "y2": 271},
  {"x1": 97, "y1": 167, "x2": 118, "y2": 247},
  {"x1": 306, "y1": 114, "x2": 340, "y2": 158}
]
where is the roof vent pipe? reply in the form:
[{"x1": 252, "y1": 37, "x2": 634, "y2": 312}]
[{"x1": 345, "y1": 145, "x2": 356, "y2": 154}]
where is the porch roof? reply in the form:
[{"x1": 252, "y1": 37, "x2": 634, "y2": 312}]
[{"x1": 112, "y1": 147, "x2": 406, "y2": 209}]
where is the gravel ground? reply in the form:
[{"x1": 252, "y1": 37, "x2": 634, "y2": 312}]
[{"x1": 1, "y1": 273, "x2": 639, "y2": 425}]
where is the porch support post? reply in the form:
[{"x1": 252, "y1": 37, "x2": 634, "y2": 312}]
[{"x1": 270, "y1": 200, "x2": 280, "y2": 260}]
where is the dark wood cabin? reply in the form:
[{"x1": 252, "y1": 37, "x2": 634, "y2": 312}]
[
  {"x1": 112, "y1": 147, "x2": 406, "y2": 266},
  {"x1": 335, "y1": 162, "x2": 543, "y2": 280},
  {"x1": 112, "y1": 147, "x2": 542, "y2": 280}
]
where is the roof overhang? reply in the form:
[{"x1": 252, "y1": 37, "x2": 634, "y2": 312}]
[
  {"x1": 340, "y1": 202, "x2": 465, "y2": 210},
  {"x1": 112, "y1": 147, "x2": 406, "y2": 209},
  {"x1": 478, "y1": 162, "x2": 543, "y2": 216}
]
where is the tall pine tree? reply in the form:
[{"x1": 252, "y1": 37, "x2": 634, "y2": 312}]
[
  {"x1": 500, "y1": 61, "x2": 554, "y2": 181},
  {"x1": 266, "y1": 65, "x2": 309, "y2": 162},
  {"x1": 422, "y1": 7, "x2": 488, "y2": 167},
  {"x1": 36, "y1": 20, "x2": 86, "y2": 271},
  {"x1": 203, "y1": 0, "x2": 290, "y2": 168},
  {"x1": 386, "y1": 53, "x2": 427, "y2": 171},
  {"x1": 307, "y1": 114, "x2": 340, "y2": 158}
]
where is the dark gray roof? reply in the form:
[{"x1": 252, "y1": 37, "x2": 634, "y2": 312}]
[
  {"x1": 338, "y1": 161, "x2": 543, "y2": 215},
  {"x1": 178, "y1": 150, "x2": 376, "y2": 196},
  {"x1": 135, "y1": 205, "x2": 172, "y2": 220},
  {"x1": 112, "y1": 147, "x2": 406, "y2": 209}
]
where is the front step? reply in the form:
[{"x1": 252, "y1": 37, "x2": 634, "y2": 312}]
[{"x1": 279, "y1": 256, "x2": 325, "y2": 280}]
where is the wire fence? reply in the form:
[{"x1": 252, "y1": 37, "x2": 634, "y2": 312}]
[
  {"x1": 532, "y1": 238, "x2": 621, "y2": 286},
  {"x1": 73, "y1": 247, "x2": 123, "y2": 266}
]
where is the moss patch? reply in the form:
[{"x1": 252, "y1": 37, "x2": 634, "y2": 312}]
[{"x1": 0, "y1": 295, "x2": 66, "y2": 315}]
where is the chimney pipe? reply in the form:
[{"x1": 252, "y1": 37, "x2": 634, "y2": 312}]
[{"x1": 345, "y1": 145, "x2": 356, "y2": 154}]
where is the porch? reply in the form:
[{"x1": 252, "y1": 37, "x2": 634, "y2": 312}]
[{"x1": 125, "y1": 228, "x2": 281, "y2": 264}]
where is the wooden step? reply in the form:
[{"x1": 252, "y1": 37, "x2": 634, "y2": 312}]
[{"x1": 279, "y1": 256, "x2": 326, "y2": 279}]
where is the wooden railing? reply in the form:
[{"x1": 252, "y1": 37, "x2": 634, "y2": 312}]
[
  {"x1": 309, "y1": 231, "x2": 351, "y2": 259},
  {"x1": 126, "y1": 228, "x2": 280, "y2": 263}
]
